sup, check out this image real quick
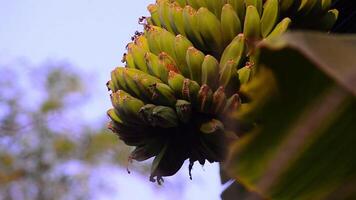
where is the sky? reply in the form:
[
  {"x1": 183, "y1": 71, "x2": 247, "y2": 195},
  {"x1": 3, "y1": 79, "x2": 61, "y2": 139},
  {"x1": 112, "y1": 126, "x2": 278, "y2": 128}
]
[{"x1": 0, "y1": 1, "x2": 225, "y2": 199}]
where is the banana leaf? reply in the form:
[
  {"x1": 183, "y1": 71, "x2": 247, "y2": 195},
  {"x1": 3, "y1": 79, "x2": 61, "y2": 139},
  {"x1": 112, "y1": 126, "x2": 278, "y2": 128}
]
[{"x1": 223, "y1": 32, "x2": 356, "y2": 199}]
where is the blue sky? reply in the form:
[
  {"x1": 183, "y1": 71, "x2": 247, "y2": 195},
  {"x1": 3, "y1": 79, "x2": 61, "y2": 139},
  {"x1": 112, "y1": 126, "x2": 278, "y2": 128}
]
[{"x1": 0, "y1": 1, "x2": 225, "y2": 199}]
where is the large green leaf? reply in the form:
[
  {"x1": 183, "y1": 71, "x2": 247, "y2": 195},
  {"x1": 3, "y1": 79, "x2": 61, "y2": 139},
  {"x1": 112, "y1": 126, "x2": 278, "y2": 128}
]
[{"x1": 224, "y1": 32, "x2": 356, "y2": 199}]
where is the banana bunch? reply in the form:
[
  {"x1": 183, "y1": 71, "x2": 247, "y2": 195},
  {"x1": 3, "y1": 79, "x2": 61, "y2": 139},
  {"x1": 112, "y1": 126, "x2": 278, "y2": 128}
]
[{"x1": 108, "y1": 0, "x2": 338, "y2": 183}]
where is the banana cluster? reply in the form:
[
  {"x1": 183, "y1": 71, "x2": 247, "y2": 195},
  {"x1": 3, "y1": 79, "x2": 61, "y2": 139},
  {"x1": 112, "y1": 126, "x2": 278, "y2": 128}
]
[{"x1": 107, "y1": 0, "x2": 338, "y2": 183}]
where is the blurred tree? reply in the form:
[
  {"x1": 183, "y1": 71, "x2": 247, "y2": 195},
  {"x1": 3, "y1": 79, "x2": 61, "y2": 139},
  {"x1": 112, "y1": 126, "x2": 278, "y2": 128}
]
[{"x1": 0, "y1": 63, "x2": 136, "y2": 200}]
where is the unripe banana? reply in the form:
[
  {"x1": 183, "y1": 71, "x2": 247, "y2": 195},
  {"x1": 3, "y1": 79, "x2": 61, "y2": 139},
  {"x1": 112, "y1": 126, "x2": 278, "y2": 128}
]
[
  {"x1": 227, "y1": 0, "x2": 246, "y2": 22},
  {"x1": 124, "y1": 68, "x2": 162, "y2": 100},
  {"x1": 266, "y1": 17, "x2": 292, "y2": 40},
  {"x1": 212, "y1": 86, "x2": 227, "y2": 114},
  {"x1": 222, "y1": 93, "x2": 241, "y2": 114},
  {"x1": 317, "y1": 9, "x2": 339, "y2": 31},
  {"x1": 169, "y1": 3, "x2": 186, "y2": 36},
  {"x1": 186, "y1": 46, "x2": 205, "y2": 84},
  {"x1": 147, "y1": 4, "x2": 162, "y2": 27},
  {"x1": 145, "y1": 52, "x2": 169, "y2": 82},
  {"x1": 107, "y1": 108, "x2": 123, "y2": 125},
  {"x1": 260, "y1": 0, "x2": 279, "y2": 38},
  {"x1": 321, "y1": 0, "x2": 332, "y2": 12},
  {"x1": 221, "y1": 4, "x2": 242, "y2": 46},
  {"x1": 145, "y1": 25, "x2": 162, "y2": 54},
  {"x1": 176, "y1": 99, "x2": 192, "y2": 123},
  {"x1": 196, "y1": 7, "x2": 223, "y2": 55},
  {"x1": 151, "y1": 106, "x2": 179, "y2": 128},
  {"x1": 150, "y1": 82, "x2": 177, "y2": 106},
  {"x1": 200, "y1": 118, "x2": 224, "y2": 134},
  {"x1": 123, "y1": 53, "x2": 136, "y2": 69},
  {"x1": 244, "y1": 5, "x2": 261, "y2": 41},
  {"x1": 167, "y1": 71, "x2": 186, "y2": 98},
  {"x1": 182, "y1": 5, "x2": 206, "y2": 49},
  {"x1": 201, "y1": 55, "x2": 219, "y2": 90},
  {"x1": 186, "y1": 0, "x2": 200, "y2": 10},
  {"x1": 111, "y1": 67, "x2": 128, "y2": 92},
  {"x1": 220, "y1": 34, "x2": 246, "y2": 70},
  {"x1": 204, "y1": 0, "x2": 224, "y2": 18},
  {"x1": 297, "y1": 0, "x2": 318, "y2": 17},
  {"x1": 237, "y1": 65, "x2": 252, "y2": 85},
  {"x1": 176, "y1": 0, "x2": 187, "y2": 7},
  {"x1": 139, "y1": 104, "x2": 156, "y2": 124},
  {"x1": 245, "y1": 0, "x2": 263, "y2": 16},
  {"x1": 159, "y1": 52, "x2": 180, "y2": 74},
  {"x1": 197, "y1": 84, "x2": 213, "y2": 113},
  {"x1": 159, "y1": 29, "x2": 178, "y2": 61},
  {"x1": 219, "y1": 60, "x2": 240, "y2": 95},
  {"x1": 111, "y1": 90, "x2": 145, "y2": 124},
  {"x1": 157, "y1": 0, "x2": 175, "y2": 33},
  {"x1": 135, "y1": 34, "x2": 150, "y2": 52},
  {"x1": 127, "y1": 42, "x2": 149, "y2": 73},
  {"x1": 174, "y1": 35, "x2": 193, "y2": 77}
]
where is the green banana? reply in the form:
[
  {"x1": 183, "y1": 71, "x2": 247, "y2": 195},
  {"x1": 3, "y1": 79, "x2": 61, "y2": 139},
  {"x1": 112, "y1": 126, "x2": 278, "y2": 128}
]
[
  {"x1": 145, "y1": 25, "x2": 162, "y2": 54},
  {"x1": 186, "y1": 46, "x2": 205, "y2": 84},
  {"x1": 197, "y1": 84, "x2": 213, "y2": 113},
  {"x1": 219, "y1": 60, "x2": 240, "y2": 95},
  {"x1": 196, "y1": 7, "x2": 223, "y2": 55},
  {"x1": 167, "y1": 70, "x2": 186, "y2": 98},
  {"x1": 151, "y1": 106, "x2": 179, "y2": 128},
  {"x1": 127, "y1": 42, "x2": 149, "y2": 73},
  {"x1": 174, "y1": 35, "x2": 193, "y2": 77},
  {"x1": 243, "y1": 5, "x2": 261, "y2": 41},
  {"x1": 124, "y1": 68, "x2": 162, "y2": 100},
  {"x1": 237, "y1": 65, "x2": 252, "y2": 85},
  {"x1": 201, "y1": 55, "x2": 219, "y2": 90},
  {"x1": 204, "y1": 0, "x2": 224, "y2": 18},
  {"x1": 176, "y1": 0, "x2": 187, "y2": 7},
  {"x1": 318, "y1": 9, "x2": 339, "y2": 31},
  {"x1": 227, "y1": 0, "x2": 246, "y2": 22},
  {"x1": 200, "y1": 118, "x2": 224, "y2": 134},
  {"x1": 297, "y1": 0, "x2": 318, "y2": 17},
  {"x1": 159, "y1": 52, "x2": 180, "y2": 74},
  {"x1": 169, "y1": 3, "x2": 186, "y2": 36},
  {"x1": 182, "y1": 5, "x2": 206, "y2": 49},
  {"x1": 147, "y1": 4, "x2": 162, "y2": 27},
  {"x1": 184, "y1": 78, "x2": 201, "y2": 104},
  {"x1": 212, "y1": 86, "x2": 227, "y2": 114},
  {"x1": 145, "y1": 52, "x2": 169, "y2": 83},
  {"x1": 260, "y1": 0, "x2": 279, "y2": 38},
  {"x1": 222, "y1": 93, "x2": 241, "y2": 114},
  {"x1": 150, "y1": 82, "x2": 177, "y2": 106},
  {"x1": 220, "y1": 34, "x2": 246, "y2": 70},
  {"x1": 321, "y1": 0, "x2": 333, "y2": 12},
  {"x1": 139, "y1": 104, "x2": 156, "y2": 124},
  {"x1": 157, "y1": 0, "x2": 175, "y2": 33},
  {"x1": 158, "y1": 28, "x2": 178, "y2": 61},
  {"x1": 266, "y1": 17, "x2": 292, "y2": 40},
  {"x1": 123, "y1": 53, "x2": 136, "y2": 69},
  {"x1": 111, "y1": 90, "x2": 145, "y2": 124},
  {"x1": 245, "y1": 0, "x2": 263, "y2": 16},
  {"x1": 175, "y1": 99, "x2": 192, "y2": 123},
  {"x1": 135, "y1": 33, "x2": 150, "y2": 52},
  {"x1": 221, "y1": 4, "x2": 242, "y2": 46},
  {"x1": 111, "y1": 67, "x2": 128, "y2": 92},
  {"x1": 186, "y1": 0, "x2": 200, "y2": 10},
  {"x1": 107, "y1": 108, "x2": 123, "y2": 125}
]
